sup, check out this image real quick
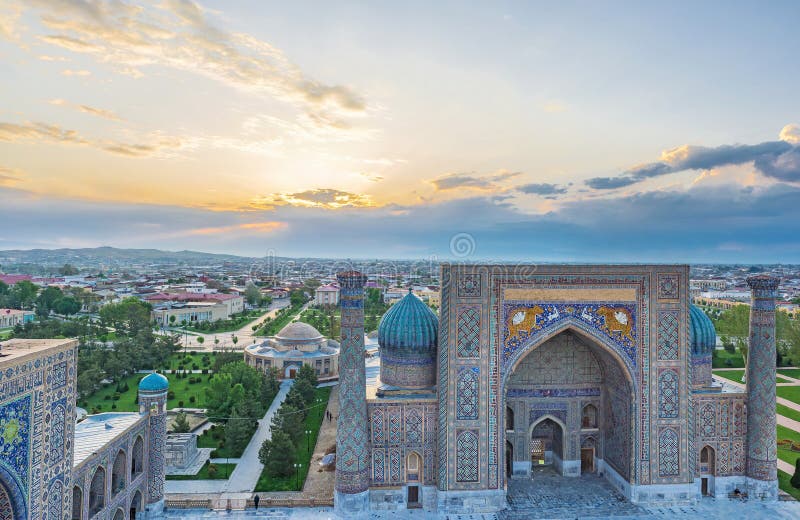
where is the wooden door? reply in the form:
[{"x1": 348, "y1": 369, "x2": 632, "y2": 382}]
[
  {"x1": 580, "y1": 448, "x2": 594, "y2": 473},
  {"x1": 407, "y1": 485, "x2": 419, "y2": 506},
  {"x1": 701, "y1": 478, "x2": 708, "y2": 496}
]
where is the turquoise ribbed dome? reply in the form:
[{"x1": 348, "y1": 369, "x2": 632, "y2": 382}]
[
  {"x1": 138, "y1": 373, "x2": 169, "y2": 392},
  {"x1": 377, "y1": 290, "x2": 438, "y2": 389},
  {"x1": 378, "y1": 291, "x2": 438, "y2": 350},
  {"x1": 689, "y1": 304, "x2": 716, "y2": 355}
]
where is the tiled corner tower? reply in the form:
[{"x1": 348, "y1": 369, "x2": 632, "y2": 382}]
[
  {"x1": 335, "y1": 270, "x2": 371, "y2": 513},
  {"x1": 138, "y1": 373, "x2": 169, "y2": 515},
  {"x1": 745, "y1": 275, "x2": 780, "y2": 499}
]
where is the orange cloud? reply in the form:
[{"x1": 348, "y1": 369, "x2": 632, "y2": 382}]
[{"x1": 188, "y1": 221, "x2": 286, "y2": 235}]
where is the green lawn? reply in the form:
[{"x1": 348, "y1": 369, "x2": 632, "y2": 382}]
[
  {"x1": 255, "y1": 304, "x2": 305, "y2": 337},
  {"x1": 712, "y1": 369, "x2": 745, "y2": 383},
  {"x1": 778, "y1": 369, "x2": 800, "y2": 380},
  {"x1": 777, "y1": 425, "x2": 800, "y2": 466},
  {"x1": 182, "y1": 308, "x2": 268, "y2": 334},
  {"x1": 777, "y1": 386, "x2": 800, "y2": 405},
  {"x1": 166, "y1": 463, "x2": 236, "y2": 480},
  {"x1": 712, "y1": 349, "x2": 745, "y2": 368},
  {"x1": 777, "y1": 403, "x2": 800, "y2": 423},
  {"x1": 80, "y1": 372, "x2": 213, "y2": 413},
  {"x1": 254, "y1": 386, "x2": 332, "y2": 492},
  {"x1": 162, "y1": 352, "x2": 217, "y2": 371},
  {"x1": 197, "y1": 423, "x2": 252, "y2": 459},
  {"x1": 779, "y1": 469, "x2": 800, "y2": 500}
]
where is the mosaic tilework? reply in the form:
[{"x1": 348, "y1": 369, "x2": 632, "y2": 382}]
[
  {"x1": 658, "y1": 427, "x2": 680, "y2": 477},
  {"x1": 335, "y1": 271, "x2": 371, "y2": 495},
  {"x1": 47, "y1": 478, "x2": 63, "y2": 520},
  {"x1": 456, "y1": 306, "x2": 481, "y2": 358},
  {"x1": 372, "y1": 450, "x2": 385, "y2": 483},
  {"x1": 456, "y1": 367, "x2": 479, "y2": 420},
  {"x1": 700, "y1": 404, "x2": 715, "y2": 436},
  {"x1": 745, "y1": 275, "x2": 779, "y2": 482},
  {"x1": 657, "y1": 273, "x2": 679, "y2": 299},
  {"x1": 389, "y1": 448, "x2": 401, "y2": 482},
  {"x1": 455, "y1": 430, "x2": 479, "y2": 482},
  {"x1": 0, "y1": 485, "x2": 11, "y2": 520},
  {"x1": 658, "y1": 369, "x2": 679, "y2": 419},
  {"x1": 0, "y1": 394, "x2": 31, "y2": 498},
  {"x1": 370, "y1": 409, "x2": 385, "y2": 444},
  {"x1": 657, "y1": 311, "x2": 679, "y2": 360},
  {"x1": 437, "y1": 266, "x2": 451, "y2": 490},
  {"x1": 502, "y1": 302, "x2": 637, "y2": 369},
  {"x1": 457, "y1": 273, "x2": 482, "y2": 298},
  {"x1": 388, "y1": 409, "x2": 402, "y2": 444},
  {"x1": 406, "y1": 408, "x2": 422, "y2": 444},
  {"x1": 49, "y1": 399, "x2": 67, "y2": 465}
]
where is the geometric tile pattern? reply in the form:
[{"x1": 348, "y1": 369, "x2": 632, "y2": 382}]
[
  {"x1": 658, "y1": 369, "x2": 679, "y2": 419},
  {"x1": 372, "y1": 450, "x2": 385, "y2": 483},
  {"x1": 657, "y1": 273, "x2": 679, "y2": 300},
  {"x1": 657, "y1": 311, "x2": 679, "y2": 360},
  {"x1": 457, "y1": 274, "x2": 482, "y2": 298},
  {"x1": 700, "y1": 404, "x2": 715, "y2": 437},
  {"x1": 388, "y1": 410, "x2": 402, "y2": 444},
  {"x1": 658, "y1": 427, "x2": 680, "y2": 477},
  {"x1": 335, "y1": 271, "x2": 371, "y2": 495},
  {"x1": 456, "y1": 306, "x2": 481, "y2": 358},
  {"x1": 406, "y1": 408, "x2": 422, "y2": 445},
  {"x1": 371, "y1": 409, "x2": 385, "y2": 444},
  {"x1": 455, "y1": 430, "x2": 479, "y2": 482},
  {"x1": 456, "y1": 367, "x2": 479, "y2": 420}
]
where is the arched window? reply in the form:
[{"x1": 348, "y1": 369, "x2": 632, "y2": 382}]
[
  {"x1": 506, "y1": 406, "x2": 515, "y2": 431},
  {"x1": 131, "y1": 436, "x2": 144, "y2": 478},
  {"x1": 111, "y1": 449, "x2": 126, "y2": 496},
  {"x1": 0, "y1": 483, "x2": 14, "y2": 520},
  {"x1": 406, "y1": 451, "x2": 422, "y2": 482},
  {"x1": 112, "y1": 508, "x2": 124, "y2": 520},
  {"x1": 71, "y1": 486, "x2": 83, "y2": 520},
  {"x1": 88, "y1": 467, "x2": 106, "y2": 517},
  {"x1": 582, "y1": 404, "x2": 598, "y2": 429},
  {"x1": 700, "y1": 445, "x2": 715, "y2": 475}
]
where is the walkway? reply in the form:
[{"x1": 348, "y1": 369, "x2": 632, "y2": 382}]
[
  {"x1": 224, "y1": 380, "x2": 294, "y2": 492},
  {"x1": 165, "y1": 380, "x2": 293, "y2": 495},
  {"x1": 503, "y1": 467, "x2": 646, "y2": 519}
]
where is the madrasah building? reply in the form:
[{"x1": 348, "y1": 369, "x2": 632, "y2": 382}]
[
  {"x1": 333, "y1": 265, "x2": 782, "y2": 514},
  {"x1": 0, "y1": 264, "x2": 784, "y2": 519}
]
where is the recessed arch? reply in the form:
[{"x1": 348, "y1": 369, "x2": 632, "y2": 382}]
[
  {"x1": 131, "y1": 436, "x2": 144, "y2": 478},
  {"x1": 88, "y1": 466, "x2": 106, "y2": 517},
  {"x1": 501, "y1": 323, "x2": 637, "y2": 486},
  {"x1": 71, "y1": 485, "x2": 83, "y2": 520},
  {"x1": 405, "y1": 450, "x2": 422, "y2": 483},
  {"x1": 112, "y1": 507, "x2": 124, "y2": 520},
  {"x1": 582, "y1": 403, "x2": 598, "y2": 429},
  {"x1": 111, "y1": 449, "x2": 127, "y2": 496},
  {"x1": 0, "y1": 466, "x2": 27, "y2": 520}
]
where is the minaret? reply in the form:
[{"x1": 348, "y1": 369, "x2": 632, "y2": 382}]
[
  {"x1": 138, "y1": 373, "x2": 169, "y2": 516},
  {"x1": 745, "y1": 275, "x2": 780, "y2": 499},
  {"x1": 335, "y1": 270, "x2": 370, "y2": 514}
]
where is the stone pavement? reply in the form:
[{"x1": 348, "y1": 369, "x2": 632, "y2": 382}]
[{"x1": 503, "y1": 467, "x2": 646, "y2": 519}]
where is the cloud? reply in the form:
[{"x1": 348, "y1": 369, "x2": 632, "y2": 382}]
[
  {"x1": 516, "y1": 183, "x2": 568, "y2": 197},
  {"x1": 61, "y1": 68, "x2": 92, "y2": 76},
  {"x1": 781, "y1": 124, "x2": 800, "y2": 145},
  {"x1": 49, "y1": 98, "x2": 123, "y2": 121},
  {"x1": 0, "y1": 167, "x2": 24, "y2": 187},
  {"x1": 21, "y1": 0, "x2": 367, "y2": 123},
  {"x1": 38, "y1": 54, "x2": 68, "y2": 62},
  {"x1": 430, "y1": 170, "x2": 522, "y2": 191},
  {"x1": 251, "y1": 188, "x2": 377, "y2": 209},
  {"x1": 585, "y1": 125, "x2": 800, "y2": 189},
  {"x1": 542, "y1": 101, "x2": 567, "y2": 113},
  {"x1": 0, "y1": 120, "x2": 182, "y2": 157},
  {"x1": 188, "y1": 221, "x2": 286, "y2": 236}
]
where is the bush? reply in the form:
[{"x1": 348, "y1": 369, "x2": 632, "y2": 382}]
[
  {"x1": 202, "y1": 369, "x2": 209, "y2": 374},
  {"x1": 207, "y1": 464, "x2": 218, "y2": 478},
  {"x1": 724, "y1": 359, "x2": 733, "y2": 367},
  {"x1": 792, "y1": 458, "x2": 800, "y2": 489},
  {"x1": 167, "y1": 391, "x2": 176, "y2": 400},
  {"x1": 104, "y1": 395, "x2": 111, "y2": 400},
  {"x1": 189, "y1": 396, "x2": 196, "y2": 403},
  {"x1": 111, "y1": 404, "x2": 117, "y2": 410},
  {"x1": 178, "y1": 400, "x2": 184, "y2": 408},
  {"x1": 112, "y1": 393, "x2": 121, "y2": 401},
  {"x1": 192, "y1": 364, "x2": 199, "y2": 370},
  {"x1": 724, "y1": 343, "x2": 736, "y2": 354}
]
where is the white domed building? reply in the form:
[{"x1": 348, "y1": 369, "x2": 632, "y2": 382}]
[{"x1": 244, "y1": 321, "x2": 340, "y2": 380}]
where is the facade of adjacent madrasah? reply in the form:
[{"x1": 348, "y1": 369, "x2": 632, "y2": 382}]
[
  {"x1": 0, "y1": 338, "x2": 167, "y2": 520},
  {"x1": 0, "y1": 264, "x2": 783, "y2": 518},
  {"x1": 333, "y1": 265, "x2": 782, "y2": 514}
]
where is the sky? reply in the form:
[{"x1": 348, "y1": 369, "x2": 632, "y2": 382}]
[{"x1": 1, "y1": 0, "x2": 799, "y2": 262}]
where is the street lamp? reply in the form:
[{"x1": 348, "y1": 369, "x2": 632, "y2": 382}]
[
  {"x1": 305, "y1": 429, "x2": 312, "y2": 454},
  {"x1": 293, "y1": 463, "x2": 302, "y2": 489}
]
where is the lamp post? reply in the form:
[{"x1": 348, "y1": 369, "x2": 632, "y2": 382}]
[
  {"x1": 305, "y1": 429, "x2": 312, "y2": 454},
  {"x1": 293, "y1": 463, "x2": 302, "y2": 489}
]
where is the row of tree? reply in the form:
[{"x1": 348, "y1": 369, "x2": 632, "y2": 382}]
[
  {"x1": 258, "y1": 365, "x2": 319, "y2": 478},
  {"x1": 710, "y1": 304, "x2": 800, "y2": 364}
]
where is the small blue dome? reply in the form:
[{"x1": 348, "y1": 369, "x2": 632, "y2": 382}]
[
  {"x1": 138, "y1": 373, "x2": 169, "y2": 392},
  {"x1": 378, "y1": 290, "x2": 438, "y2": 350},
  {"x1": 689, "y1": 304, "x2": 716, "y2": 356}
]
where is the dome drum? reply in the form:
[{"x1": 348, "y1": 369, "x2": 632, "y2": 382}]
[{"x1": 689, "y1": 304, "x2": 717, "y2": 387}]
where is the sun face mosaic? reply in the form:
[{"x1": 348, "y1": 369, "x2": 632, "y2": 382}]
[{"x1": 502, "y1": 302, "x2": 638, "y2": 368}]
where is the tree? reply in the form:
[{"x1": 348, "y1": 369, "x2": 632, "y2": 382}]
[
  {"x1": 196, "y1": 336, "x2": 205, "y2": 346},
  {"x1": 225, "y1": 408, "x2": 252, "y2": 455},
  {"x1": 791, "y1": 457, "x2": 800, "y2": 488},
  {"x1": 58, "y1": 263, "x2": 79, "y2": 276},
  {"x1": 290, "y1": 290, "x2": 306, "y2": 308},
  {"x1": 169, "y1": 315, "x2": 176, "y2": 327},
  {"x1": 35, "y1": 286, "x2": 64, "y2": 317},
  {"x1": 172, "y1": 412, "x2": 191, "y2": 433},
  {"x1": 54, "y1": 296, "x2": 81, "y2": 315},
  {"x1": 271, "y1": 403, "x2": 304, "y2": 440},
  {"x1": 292, "y1": 378, "x2": 315, "y2": 410},
  {"x1": 8, "y1": 280, "x2": 38, "y2": 310},
  {"x1": 259, "y1": 430, "x2": 296, "y2": 477},
  {"x1": 245, "y1": 282, "x2": 262, "y2": 307},
  {"x1": 296, "y1": 364, "x2": 318, "y2": 387}
]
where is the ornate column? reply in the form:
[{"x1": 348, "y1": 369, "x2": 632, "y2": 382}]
[
  {"x1": 335, "y1": 270, "x2": 370, "y2": 513},
  {"x1": 745, "y1": 275, "x2": 779, "y2": 499}
]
